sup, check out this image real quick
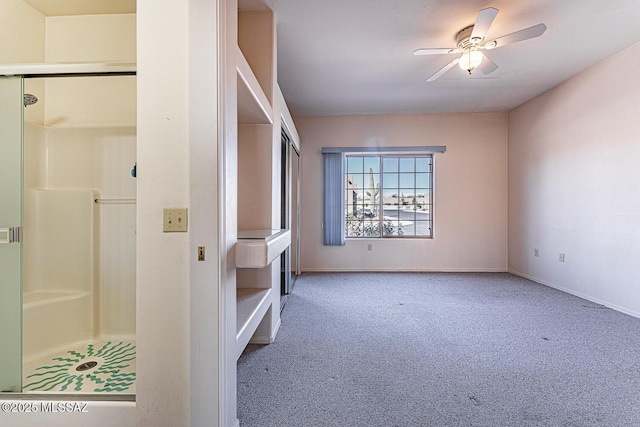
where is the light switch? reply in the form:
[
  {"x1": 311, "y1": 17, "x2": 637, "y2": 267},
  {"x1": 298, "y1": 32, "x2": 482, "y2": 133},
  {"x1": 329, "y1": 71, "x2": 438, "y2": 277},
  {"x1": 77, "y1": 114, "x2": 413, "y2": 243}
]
[{"x1": 163, "y1": 208, "x2": 188, "y2": 232}]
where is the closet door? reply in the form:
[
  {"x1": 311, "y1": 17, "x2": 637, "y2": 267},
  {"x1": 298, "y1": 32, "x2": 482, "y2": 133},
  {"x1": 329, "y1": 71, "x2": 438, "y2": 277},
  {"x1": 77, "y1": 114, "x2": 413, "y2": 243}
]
[
  {"x1": 291, "y1": 146, "x2": 300, "y2": 277},
  {"x1": 280, "y1": 128, "x2": 291, "y2": 298}
]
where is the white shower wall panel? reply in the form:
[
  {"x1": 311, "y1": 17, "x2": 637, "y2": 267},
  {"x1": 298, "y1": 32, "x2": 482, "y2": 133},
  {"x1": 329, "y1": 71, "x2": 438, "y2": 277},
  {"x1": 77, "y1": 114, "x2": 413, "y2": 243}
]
[
  {"x1": 42, "y1": 127, "x2": 136, "y2": 191},
  {"x1": 23, "y1": 291, "x2": 93, "y2": 361},
  {"x1": 22, "y1": 124, "x2": 46, "y2": 295},
  {"x1": 100, "y1": 203, "x2": 136, "y2": 335},
  {"x1": 94, "y1": 127, "x2": 137, "y2": 336},
  {"x1": 22, "y1": 189, "x2": 96, "y2": 360},
  {"x1": 44, "y1": 76, "x2": 136, "y2": 128},
  {"x1": 43, "y1": 126, "x2": 137, "y2": 336},
  {"x1": 22, "y1": 125, "x2": 137, "y2": 338},
  {"x1": 29, "y1": 189, "x2": 96, "y2": 292}
]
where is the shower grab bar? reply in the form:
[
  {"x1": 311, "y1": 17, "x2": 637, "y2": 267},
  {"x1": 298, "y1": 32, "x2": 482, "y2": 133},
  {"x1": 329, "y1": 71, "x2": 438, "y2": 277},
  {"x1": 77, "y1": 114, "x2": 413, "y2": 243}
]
[{"x1": 94, "y1": 198, "x2": 136, "y2": 204}]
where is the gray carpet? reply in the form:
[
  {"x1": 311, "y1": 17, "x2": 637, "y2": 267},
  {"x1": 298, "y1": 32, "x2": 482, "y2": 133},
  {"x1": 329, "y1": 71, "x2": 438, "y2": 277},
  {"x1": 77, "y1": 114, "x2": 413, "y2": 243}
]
[{"x1": 237, "y1": 273, "x2": 640, "y2": 426}]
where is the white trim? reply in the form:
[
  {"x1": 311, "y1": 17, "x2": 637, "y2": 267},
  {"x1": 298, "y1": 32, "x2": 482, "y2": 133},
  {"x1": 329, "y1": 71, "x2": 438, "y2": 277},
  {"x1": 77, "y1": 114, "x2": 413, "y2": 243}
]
[
  {"x1": 277, "y1": 85, "x2": 301, "y2": 153},
  {"x1": 508, "y1": 270, "x2": 640, "y2": 319},
  {"x1": 271, "y1": 317, "x2": 281, "y2": 340}
]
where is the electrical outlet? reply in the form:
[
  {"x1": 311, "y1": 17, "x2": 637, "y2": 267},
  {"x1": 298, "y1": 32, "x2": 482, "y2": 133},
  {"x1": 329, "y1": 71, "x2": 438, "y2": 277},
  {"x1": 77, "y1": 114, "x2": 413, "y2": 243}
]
[
  {"x1": 559, "y1": 253, "x2": 565, "y2": 262},
  {"x1": 163, "y1": 208, "x2": 188, "y2": 232},
  {"x1": 367, "y1": 243, "x2": 373, "y2": 252},
  {"x1": 198, "y1": 246, "x2": 205, "y2": 261},
  {"x1": 534, "y1": 249, "x2": 539, "y2": 257}
]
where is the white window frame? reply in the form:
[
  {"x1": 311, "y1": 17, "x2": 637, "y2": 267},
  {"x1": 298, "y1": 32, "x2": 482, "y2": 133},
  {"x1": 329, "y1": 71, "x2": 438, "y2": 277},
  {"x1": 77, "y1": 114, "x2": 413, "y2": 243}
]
[
  {"x1": 344, "y1": 153, "x2": 434, "y2": 239},
  {"x1": 321, "y1": 146, "x2": 445, "y2": 246}
]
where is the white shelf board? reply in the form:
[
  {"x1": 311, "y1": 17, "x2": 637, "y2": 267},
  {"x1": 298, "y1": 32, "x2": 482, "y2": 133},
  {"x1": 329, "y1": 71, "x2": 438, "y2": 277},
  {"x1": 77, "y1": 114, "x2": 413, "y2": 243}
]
[
  {"x1": 236, "y1": 229, "x2": 291, "y2": 268},
  {"x1": 236, "y1": 287, "x2": 272, "y2": 359},
  {"x1": 236, "y1": 46, "x2": 273, "y2": 124}
]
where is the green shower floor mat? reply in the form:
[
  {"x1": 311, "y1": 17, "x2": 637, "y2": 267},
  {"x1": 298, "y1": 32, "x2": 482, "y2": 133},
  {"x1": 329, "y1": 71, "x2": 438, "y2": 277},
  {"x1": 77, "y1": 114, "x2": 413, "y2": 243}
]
[{"x1": 23, "y1": 340, "x2": 136, "y2": 393}]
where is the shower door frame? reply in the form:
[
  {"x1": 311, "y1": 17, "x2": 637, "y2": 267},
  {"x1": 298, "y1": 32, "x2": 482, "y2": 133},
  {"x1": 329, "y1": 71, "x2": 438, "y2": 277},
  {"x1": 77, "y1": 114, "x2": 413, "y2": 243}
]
[
  {"x1": 0, "y1": 62, "x2": 136, "y2": 399},
  {"x1": 0, "y1": 76, "x2": 24, "y2": 393}
]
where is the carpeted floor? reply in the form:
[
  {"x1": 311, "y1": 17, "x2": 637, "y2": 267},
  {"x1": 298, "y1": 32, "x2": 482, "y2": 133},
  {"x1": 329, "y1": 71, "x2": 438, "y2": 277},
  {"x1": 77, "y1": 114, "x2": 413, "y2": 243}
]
[{"x1": 237, "y1": 272, "x2": 640, "y2": 426}]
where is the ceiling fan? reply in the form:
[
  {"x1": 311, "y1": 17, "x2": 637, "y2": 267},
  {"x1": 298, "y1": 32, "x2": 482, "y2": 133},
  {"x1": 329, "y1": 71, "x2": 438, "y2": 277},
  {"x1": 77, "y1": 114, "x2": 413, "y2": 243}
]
[{"x1": 414, "y1": 7, "x2": 546, "y2": 82}]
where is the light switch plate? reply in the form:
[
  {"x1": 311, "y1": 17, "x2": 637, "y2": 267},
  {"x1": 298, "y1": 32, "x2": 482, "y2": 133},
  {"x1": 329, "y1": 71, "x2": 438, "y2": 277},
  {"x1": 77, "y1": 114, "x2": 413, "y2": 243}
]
[{"x1": 163, "y1": 208, "x2": 188, "y2": 232}]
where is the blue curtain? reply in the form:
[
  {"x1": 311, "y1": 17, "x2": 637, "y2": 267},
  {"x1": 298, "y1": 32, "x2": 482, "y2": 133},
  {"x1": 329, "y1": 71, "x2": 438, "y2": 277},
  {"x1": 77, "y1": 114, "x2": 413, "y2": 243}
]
[{"x1": 323, "y1": 152, "x2": 345, "y2": 246}]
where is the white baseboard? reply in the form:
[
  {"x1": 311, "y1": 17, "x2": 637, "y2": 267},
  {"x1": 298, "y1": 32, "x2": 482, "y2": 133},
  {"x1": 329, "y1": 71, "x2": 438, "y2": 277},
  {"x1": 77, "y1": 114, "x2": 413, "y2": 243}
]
[
  {"x1": 508, "y1": 269, "x2": 640, "y2": 319},
  {"x1": 298, "y1": 268, "x2": 640, "y2": 319},
  {"x1": 300, "y1": 267, "x2": 508, "y2": 273}
]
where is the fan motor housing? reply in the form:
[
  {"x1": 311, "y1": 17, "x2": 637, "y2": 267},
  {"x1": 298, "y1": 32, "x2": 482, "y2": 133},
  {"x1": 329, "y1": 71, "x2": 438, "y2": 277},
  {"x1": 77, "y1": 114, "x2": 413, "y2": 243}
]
[{"x1": 456, "y1": 25, "x2": 475, "y2": 49}]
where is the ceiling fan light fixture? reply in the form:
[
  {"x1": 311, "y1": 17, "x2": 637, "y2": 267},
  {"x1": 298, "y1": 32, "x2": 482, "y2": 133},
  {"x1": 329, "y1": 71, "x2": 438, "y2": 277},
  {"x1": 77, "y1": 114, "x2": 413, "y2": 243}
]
[
  {"x1": 416, "y1": 7, "x2": 547, "y2": 82},
  {"x1": 459, "y1": 50, "x2": 483, "y2": 73}
]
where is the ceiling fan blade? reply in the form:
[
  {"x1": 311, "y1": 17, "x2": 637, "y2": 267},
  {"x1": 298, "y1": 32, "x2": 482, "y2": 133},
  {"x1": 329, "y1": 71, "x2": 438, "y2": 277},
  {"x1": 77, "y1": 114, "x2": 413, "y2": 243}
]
[
  {"x1": 413, "y1": 48, "x2": 457, "y2": 56},
  {"x1": 486, "y1": 23, "x2": 547, "y2": 48},
  {"x1": 426, "y1": 57, "x2": 460, "y2": 82},
  {"x1": 478, "y1": 54, "x2": 498, "y2": 75},
  {"x1": 470, "y1": 7, "x2": 499, "y2": 44}
]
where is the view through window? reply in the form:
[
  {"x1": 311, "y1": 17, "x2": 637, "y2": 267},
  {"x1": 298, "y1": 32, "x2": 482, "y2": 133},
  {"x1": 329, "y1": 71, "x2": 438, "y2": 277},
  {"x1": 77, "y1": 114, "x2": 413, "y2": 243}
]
[{"x1": 345, "y1": 155, "x2": 433, "y2": 238}]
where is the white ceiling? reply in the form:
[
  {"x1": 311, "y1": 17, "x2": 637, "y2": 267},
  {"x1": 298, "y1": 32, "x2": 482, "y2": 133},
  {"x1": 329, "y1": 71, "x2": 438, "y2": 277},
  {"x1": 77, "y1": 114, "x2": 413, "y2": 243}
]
[
  {"x1": 23, "y1": 1, "x2": 640, "y2": 116},
  {"x1": 241, "y1": 0, "x2": 640, "y2": 116}
]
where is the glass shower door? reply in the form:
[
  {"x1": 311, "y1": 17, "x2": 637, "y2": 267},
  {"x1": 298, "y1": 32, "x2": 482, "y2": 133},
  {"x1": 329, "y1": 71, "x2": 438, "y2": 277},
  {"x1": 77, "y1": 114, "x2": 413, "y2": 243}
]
[{"x1": 0, "y1": 76, "x2": 23, "y2": 392}]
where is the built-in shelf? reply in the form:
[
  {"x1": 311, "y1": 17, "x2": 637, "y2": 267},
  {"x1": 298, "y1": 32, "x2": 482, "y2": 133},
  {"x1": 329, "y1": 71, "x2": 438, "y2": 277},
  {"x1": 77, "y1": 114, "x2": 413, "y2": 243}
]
[
  {"x1": 236, "y1": 229, "x2": 291, "y2": 268},
  {"x1": 236, "y1": 287, "x2": 272, "y2": 359},
  {"x1": 237, "y1": 46, "x2": 273, "y2": 125}
]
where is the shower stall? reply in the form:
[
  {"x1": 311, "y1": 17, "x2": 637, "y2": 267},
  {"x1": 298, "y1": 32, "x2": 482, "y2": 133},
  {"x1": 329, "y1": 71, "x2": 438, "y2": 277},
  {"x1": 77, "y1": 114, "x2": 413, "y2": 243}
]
[{"x1": 0, "y1": 65, "x2": 136, "y2": 395}]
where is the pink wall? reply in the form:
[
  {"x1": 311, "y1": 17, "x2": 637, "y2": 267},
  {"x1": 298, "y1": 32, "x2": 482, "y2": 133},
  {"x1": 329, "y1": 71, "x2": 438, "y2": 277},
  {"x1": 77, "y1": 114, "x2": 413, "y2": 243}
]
[
  {"x1": 508, "y1": 41, "x2": 640, "y2": 316},
  {"x1": 296, "y1": 112, "x2": 508, "y2": 271}
]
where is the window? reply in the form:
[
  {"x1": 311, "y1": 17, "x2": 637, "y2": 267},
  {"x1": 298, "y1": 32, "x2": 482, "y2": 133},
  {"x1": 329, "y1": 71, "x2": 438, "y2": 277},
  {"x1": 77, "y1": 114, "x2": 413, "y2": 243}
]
[
  {"x1": 345, "y1": 154, "x2": 433, "y2": 238},
  {"x1": 322, "y1": 146, "x2": 443, "y2": 246}
]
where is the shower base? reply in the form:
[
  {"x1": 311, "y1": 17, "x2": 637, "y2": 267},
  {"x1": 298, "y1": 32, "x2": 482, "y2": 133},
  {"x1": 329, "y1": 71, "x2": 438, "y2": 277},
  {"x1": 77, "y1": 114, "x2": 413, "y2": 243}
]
[{"x1": 22, "y1": 338, "x2": 136, "y2": 393}]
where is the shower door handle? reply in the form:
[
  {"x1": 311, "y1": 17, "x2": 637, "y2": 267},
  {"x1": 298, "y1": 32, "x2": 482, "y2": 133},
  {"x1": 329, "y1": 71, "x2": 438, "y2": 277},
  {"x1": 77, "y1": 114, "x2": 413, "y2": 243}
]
[{"x1": 0, "y1": 227, "x2": 21, "y2": 244}]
